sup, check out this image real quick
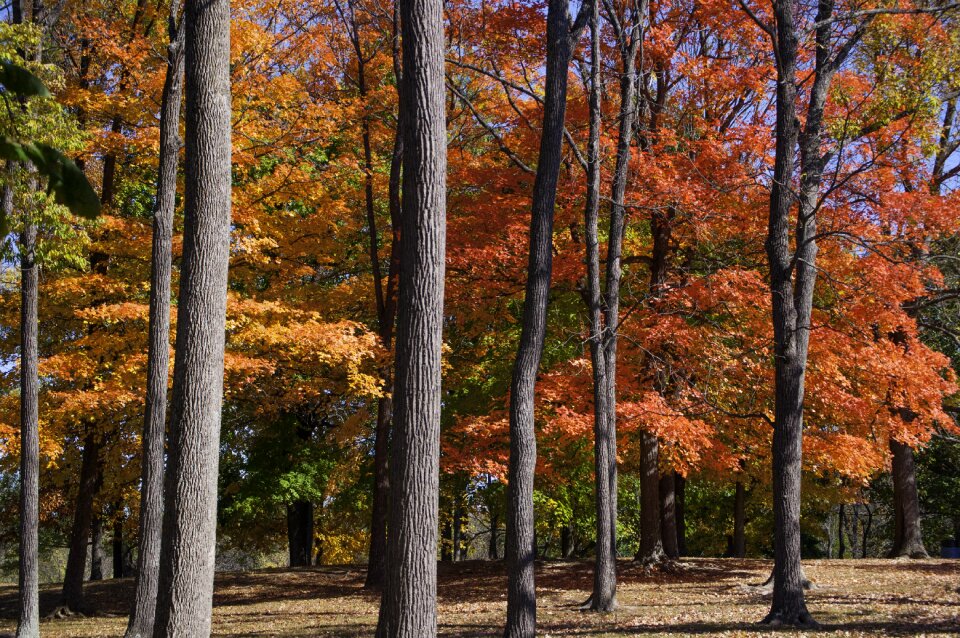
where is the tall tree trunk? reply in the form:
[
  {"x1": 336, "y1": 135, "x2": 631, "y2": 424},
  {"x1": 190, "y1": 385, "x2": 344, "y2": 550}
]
[
  {"x1": 91, "y1": 516, "x2": 105, "y2": 581},
  {"x1": 489, "y1": 507, "x2": 500, "y2": 560},
  {"x1": 125, "y1": 11, "x2": 183, "y2": 638},
  {"x1": 373, "y1": 0, "x2": 446, "y2": 631},
  {"x1": 636, "y1": 432, "x2": 663, "y2": 563},
  {"x1": 861, "y1": 504, "x2": 872, "y2": 558},
  {"x1": 503, "y1": 3, "x2": 588, "y2": 634},
  {"x1": 732, "y1": 481, "x2": 746, "y2": 558},
  {"x1": 61, "y1": 434, "x2": 103, "y2": 612},
  {"x1": 582, "y1": 0, "x2": 615, "y2": 612},
  {"x1": 152, "y1": 0, "x2": 232, "y2": 631},
  {"x1": 675, "y1": 472, "x2": 687, "y2": 556},
  {"x1": 659, "y1": 472, "x2": 679, "y2": 560},
  {"x1": 838, "y1": 504, "x2": 846, "y2": 558},
  {"x1": 14, "y1": 174, "x2": 40, "y2": 638},
  {"x1": 889, "y1": 440, "x2": 928, "y2": 558},
  {"x1": 364, "y1": 0, "x2": 403, "y2": 590},
  {"x1": 287, "y1": 501, "x2": 314, "y2": 567}
]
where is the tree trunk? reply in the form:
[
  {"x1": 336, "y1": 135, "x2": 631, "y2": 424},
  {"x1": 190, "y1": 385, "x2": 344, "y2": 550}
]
[
  {"x1": 582, "y1": 0, "x2": 615, "y2": 611},
  {"x1": 733, "y1": 481, "x2": 746, "y2": 558},
  {"x1": 503, "y1": 2, "x2": 587, "y2": 635},
  {"x1": 659, "y1": 472, "x2": 679, "y2": 560},
  {"x1": 152, "y1": 0, "x2": 232, "y2": 632},
  {"x1": 113, "y1": 510, "x2": 125, "y2": 578},
  {"x1": 838, "y1": 504, "x2": 846, "y2": 558},
  {"x1": 373, "y1": 0, "x2": 446, "y2": 631},
  {"x1": 675, "y1": 472, "x2": 687, "y2": 556},
  {"x1": 61, "y1": 434, "x2": 103, "y2": 612},
  {"x1": 636, "y1": 431, "x2": 664, "y2": 563},
  {"x1": 287, "y1": 501, "x2": 314, "y2": 567},
  {"x1": 489, "y1": 507, "x2": 500, "y2": 560},
  {"x1": 364, "y1": 0, "x2": 403, "y2": 591},
  {"x1": 453, "y1": 500, "x2": 464, "y2": 561},
  {"x1": 125, "y1": 11, "x2": 183, "y2": 638},
  {"x1": 14, "y1": 171, "x2": 40, "y2": 638},
  {"x1": 91, "y1": 516, "x2": 105, "y2": 581},
  {"x1": 861, "y1": 504, "x2": 872, "y2": 559},
  {"x1": 889, "y1": 440, "x2": 929, "y2": 558}
]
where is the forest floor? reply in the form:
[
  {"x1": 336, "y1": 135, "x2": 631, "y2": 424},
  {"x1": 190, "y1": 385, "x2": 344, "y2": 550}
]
[{"x1": 0, "y1": 558, "x2": 958, "y2": 636}]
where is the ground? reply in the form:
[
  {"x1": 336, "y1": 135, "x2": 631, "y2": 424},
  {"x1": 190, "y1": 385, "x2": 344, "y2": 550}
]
[{"x1": 0, "y1": 558, "x2": 958, "y2": 636}]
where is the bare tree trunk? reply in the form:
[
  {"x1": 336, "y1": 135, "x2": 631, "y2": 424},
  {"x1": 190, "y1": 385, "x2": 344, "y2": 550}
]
[
  {"x1": 489, "y1": 507, "x2": 500, "y2": 560},
  {"x1": 659, "y1": 472, "x2": 679, "y2": 560},
  {"x1": 732, "y1": 481, "x2": 746, "y2": 559},
  {"x1": 152, "y1": 0, "x2": 232, "y2": 631},
  {"x1": 582, "y1": 0, "x2": 615, "y2": 612},
  {"x1": 365, "y1": 0, "x2": 403, "y2": 590},
  {"x1": 636, "y1": 432, "x2": 664, "y2": 563},
  {"x1": 125, "y1": 11, "x2": 183, "y2": 638},
  {"x1": 91, "y1": 516, "x2": 105, "y2": 581},
  {"x1": 503, "y1": 1, "x2": 589, "y2": 635},
  {"x1": 889, "y1": 440, "x2": 929, "y2": 558},
  {"x1": 373, "y1": 0, "x2": 446, "y2": 630},
  {"x1": 61, "y1": 434, "x2": 103, "y2": 612},
  {"x1": 675, "y1": 472, "x2": 687, "y2": 557},
  {"x1": 113, "y1": 508, "x2": 124, "y2": 578},
  {"x1": 287, "y1": 501, "x2": 314, "y2": 567}
]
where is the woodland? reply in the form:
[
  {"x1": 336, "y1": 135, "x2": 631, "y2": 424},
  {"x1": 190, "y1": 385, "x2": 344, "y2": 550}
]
[{"x1": 0, "y1": 0, "x2": 959, "y2": 635}]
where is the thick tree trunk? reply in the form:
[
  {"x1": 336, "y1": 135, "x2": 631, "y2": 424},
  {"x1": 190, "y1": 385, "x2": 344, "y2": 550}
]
[
  {"x1": 373, "y1": 0, "x2": 446, "y2": 631},
  {"x1": 125, "y1": 12, "x2": 183, "y2": 638},
  {"x1": 582, "y1": 0, "x2": 615, "y2": 612},
  {"x1": 636, "y1": 431, "x2": 664, "y2": 563},
  {"x1": 889, "y1": 440, "x2": 928, "y2": 558},
  {"x1": 287, "y1": 501, "x2": 314, "y2": 567},
  {"x1": 15, "y1": 175, "x2": 40, "y2": 638},
  {"x1": 91, "y1": 516, "x2": 105, "y2": 581},
  {"x1": 503, "y1": 2, "x2": 586, "y2": 636},
  {"x1": 61, "y1": 434, "x2": 103, "y2": 612},
  {"x1": 733, "y1": 481, "x2": 746, "y2": 558},
  {"x1": 152, "y1": 0, "x2": 232, "y2": 632},
  {"x1": 675, "y1": 472, "x2": 687, "y2": 556},
  {"x1": 659, "y1": 472, "x2": 679, "y2": 560}
]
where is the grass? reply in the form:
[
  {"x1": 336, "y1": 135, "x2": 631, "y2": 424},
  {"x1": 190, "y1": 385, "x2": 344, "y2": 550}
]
[{"x1": 0, "y1": 558, "x2": 958, "y2": 636}]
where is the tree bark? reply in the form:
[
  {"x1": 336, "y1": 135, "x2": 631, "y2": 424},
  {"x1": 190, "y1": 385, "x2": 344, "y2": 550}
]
[
  {"x1": 61, "y1": 434, "x2": 103, "y2": 612},
  {"x1": 91, "y1": 516, "x2": 105, "y2": 581},
  {"x1": 503, "y1": 2, "x2": 589, "y2": 634},
  {"x1": 733, "y1": 481, "x2": 746, "y2": 558},
  {"x1": 889, "y1": 440, "x2": 929, "y2": 558},
  {"x1": 675, "y1": 472, "x2": 687, "y2": 556},
  {"x1": 113, "y1": 508, "x2": 125, "y2": 578},
  {"x1": 489, "y1": 506, "x2": 500, "y2": 560},
  {"x1": 659, "y1": 472, "x2": 679, "y2": 560},
  {"x1": 373, "y1": 0, "x2": 446, "y2": 631},
  {"x1": 287, "y1": 501, "x2": 314, "y2": 567},
  {"x1": 125, "y1": 10, "x2": 183, "y2": 638},
  {"x1": 636, "y1": 431, "x2": 664, "y2": 563},
  {"x1": 14, "y1": 174, "x2": 40, "y2": 638},
  {"x1": 364, "y1": 0, "x2": 403, "y2": 590},
  {"x1": 582, "y1": 0, "x2": 615, "y2": 612},
  {"x1": 838, "y1": 504, "x2": 846, "y2": 558},
  {"x1": 152, "y1": 0, "x2": 232, "y2": 632}
]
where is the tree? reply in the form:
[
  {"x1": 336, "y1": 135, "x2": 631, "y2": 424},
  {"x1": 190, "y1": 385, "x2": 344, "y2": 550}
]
[
  {"x1": 151, "y1": 0, "x2": 231, "y2": 631},
  {"x1": 125, "y1": 4, "x2": 183, "y2": 636},
  {"x1": 373, "y1": 0, "x2": 446, "y2": 630},
  {"x1": 503, "y1": 0, "x2": 590, "y2": 634}
]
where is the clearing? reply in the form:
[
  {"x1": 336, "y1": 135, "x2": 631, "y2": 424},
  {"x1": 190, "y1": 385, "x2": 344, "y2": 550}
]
[{"x1": 0, "y1": 558, "x2": 958, "y2": 636}]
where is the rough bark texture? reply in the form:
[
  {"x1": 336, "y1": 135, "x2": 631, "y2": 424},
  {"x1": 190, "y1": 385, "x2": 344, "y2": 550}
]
[
  {"x1": 659, "y1": 472, "x2": 679, "y2": 560},
  {"x1": 583, "y1": 2, "x2": 615, "y2": 610},
  {"x1": 503, "y1": 2, "x2": 587, "y2": 634},
  {"x1": 636, "y1": 431, "x2": 664, "y2": 563},
  {"x1": 733, "y1": 480, "x2": 746, "y2": 558},
  {"x1": 61, "y1": 434, "x2": 103, "y2": 612},
  {"x1": 287, "y1": 501, "x2": 315, "y2": 567},
  {"x1": 675, "y1": 472, "x2": 687, "y2": 557},
  {"x1": 889, "y1": 440, "x2": 929, "y2": 558},
  {"x1": 152, "y1": 0, "x2": 232, "y2": 632},
  {"x1": 15, "y1": 179, "x2": 39, "y2": 638},
  {"x1": 763, "y1": 0, "x2": 813, "y2": 625},
  {"x1": 373, "y1": 0, "x2": 446, "y2": 630},
  {"x1": 91, "y1": 516, "x2": 105, "y2": 581},
  {"x1": 125, "y1": 12, "x2": 183, "y2": 638}
]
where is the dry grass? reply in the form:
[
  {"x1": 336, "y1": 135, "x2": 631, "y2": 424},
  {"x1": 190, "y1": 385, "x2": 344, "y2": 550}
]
[{"x1": 0, "y1": 558, "x2": 958, "y2": 636}]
